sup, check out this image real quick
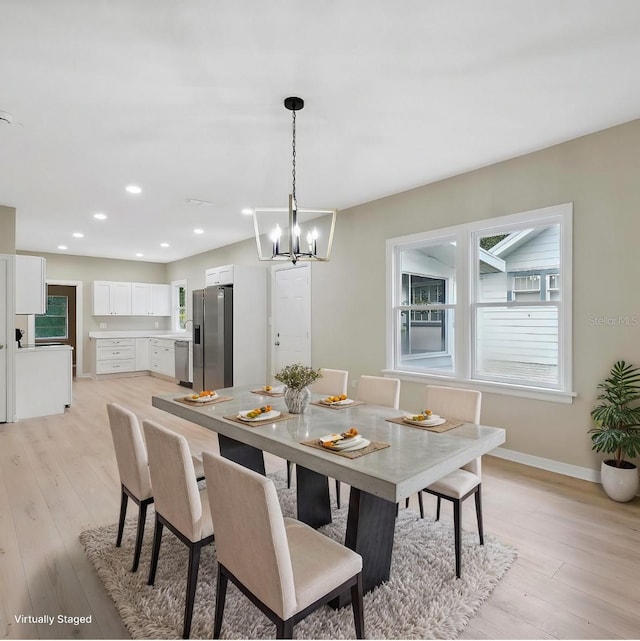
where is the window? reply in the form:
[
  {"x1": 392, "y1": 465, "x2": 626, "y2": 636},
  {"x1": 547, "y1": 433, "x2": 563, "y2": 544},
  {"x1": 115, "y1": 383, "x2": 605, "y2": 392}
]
[
  {"x1": 171, "y1": 279, "x2": 187, "y2": 331},
  {"x1": 35, "y1": 295, "x2": 68, "y2": 339},
  {"x1": 387, "y1": 203, "x2": 573, "y2": 400}
]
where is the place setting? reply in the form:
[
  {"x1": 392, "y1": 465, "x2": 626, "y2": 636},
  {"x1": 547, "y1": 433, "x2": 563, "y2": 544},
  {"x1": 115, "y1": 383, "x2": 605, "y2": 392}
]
[
  {"x1": 223, "y1": 403, "x2": 295, "y2": 427},
  {"x1": 301, "y1": 427, "x2": 390, "y2": 458},
  {"x1": 250, "y1": 384, "x2": 285, "y2": 397},
  {"x1": 387, "y1": 408, "x2": 464, "y2": 433},
  {"x1": 311, "y1": 393, "x2": 365, "y2": 410},
  {"x1": 175, "y1": 389, "x2": 233, "y2": 406}
]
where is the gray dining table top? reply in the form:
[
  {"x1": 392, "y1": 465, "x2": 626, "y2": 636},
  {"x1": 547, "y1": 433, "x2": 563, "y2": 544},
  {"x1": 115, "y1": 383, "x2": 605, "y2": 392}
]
[{"x1": 152, "y1": 385, "x2": 506, "y2": 503}]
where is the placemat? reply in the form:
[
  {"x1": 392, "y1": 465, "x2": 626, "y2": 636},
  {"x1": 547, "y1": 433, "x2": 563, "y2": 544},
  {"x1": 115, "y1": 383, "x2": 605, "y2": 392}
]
[
  {"x1": 301, "y1": 438, "x2": 390, "y2": 459},
  {"x1": 222, "y1": 412, "x2": 296, "y2": 427},
  {"x1": 310, "y1": 400, "x2": 365, "y2": 410},
  {"x1": 386, "y1": 416, "x2": 464, "y2": 433},
  {"x1": 174, "y1": 395, "x2": 234, "y2": 407},
  {"x1": 250, "y1": 389, "x2": 285, "y2": 397}
]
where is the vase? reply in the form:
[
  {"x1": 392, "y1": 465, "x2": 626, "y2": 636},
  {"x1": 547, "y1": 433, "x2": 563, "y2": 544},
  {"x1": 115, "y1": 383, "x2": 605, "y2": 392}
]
[
  {"x1": 600, "y1": 460, "x2": 639, "y2": 502},
  {"x1": 284, "y1": 386, "x2": 311, "y2": 414}
]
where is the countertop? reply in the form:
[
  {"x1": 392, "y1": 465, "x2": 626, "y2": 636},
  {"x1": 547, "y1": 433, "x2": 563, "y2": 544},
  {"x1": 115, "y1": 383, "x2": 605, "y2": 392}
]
[
  {"x1": 17, "y1": 344, "x2": 74, "y2": 352},
  {"x1": 89, "y1": 330, "x2": 191, "y2": 341}
]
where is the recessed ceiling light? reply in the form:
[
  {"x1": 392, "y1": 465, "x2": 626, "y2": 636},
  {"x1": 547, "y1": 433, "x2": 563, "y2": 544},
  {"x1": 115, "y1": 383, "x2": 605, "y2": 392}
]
[
  {"x1": 135, "y1": 252, "x2": 144, "y2": 257},
  {"x1": 58, "y1": 245, "x2": 68, "y2": 250},
  {"x1": 160, "y1": 242, "x2": 170, "y2": 248},
  {"x1": 72, "y1": 232, "x2": 84, "y2": 238},
  {"x1": 241, "y1": 208, "x2": 254, "y2": 215},
  {"x1": 126, "y1": 185, "x2": 142, "y2": 194},
  {"x1": 193, "y1": 228, "x2": 204, "y2": 234},
  {"x1": 94, "y1": 212, "x2": 107, "y2": 220}
]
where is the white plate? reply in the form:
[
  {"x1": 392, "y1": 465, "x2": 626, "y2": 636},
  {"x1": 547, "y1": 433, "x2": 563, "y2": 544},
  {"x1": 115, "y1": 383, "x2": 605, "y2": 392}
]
[
  {"x1": 326, "y1": 437, "x2": 370, "y2": 452},
  {"x1": 321, "y1": 398, "x2": 354, "y2": 406},
  {"x1": 403, "y1": 416, "x2": 445, "y2": 427},
  {"x1": 324, "y1": 435, "x2": 363, "y2": 450},
  {"x1": 237, "y1": 409, "x2": 281, "y2": 422},
  {"x1": 185, "y1": 393, "x2": 218, "y2": 402},
  {"x1": 260, "y1": 385, "x2": 285, "y2": 394}
]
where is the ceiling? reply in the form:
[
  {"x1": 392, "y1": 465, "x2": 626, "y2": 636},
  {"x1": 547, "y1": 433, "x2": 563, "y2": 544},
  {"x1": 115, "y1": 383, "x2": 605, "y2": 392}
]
[{"x1": 2, "y1": 1, "x2": 640, "y2": 263}]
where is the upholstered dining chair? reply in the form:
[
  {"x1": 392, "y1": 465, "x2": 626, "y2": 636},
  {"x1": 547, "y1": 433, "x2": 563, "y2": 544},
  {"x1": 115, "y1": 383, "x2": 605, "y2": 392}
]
[
  {"x1": 414, "y1": 385, "x2": 483, "y2": 579},
  {"x1": 142, "y1": 420, "x2": 214, "y2": 639},
  {"x1": 202, "y1": 450, "x2": 365, "y2": 640},
  {"x1": 355, "y1": 374, "x2": 401, "y2": 410},
  {"x1": 287, "y1": 368, "x2": 350, "y2": 506},
  {"x1": 106, "y1": 403, "x2": 205, "y2": 574}
]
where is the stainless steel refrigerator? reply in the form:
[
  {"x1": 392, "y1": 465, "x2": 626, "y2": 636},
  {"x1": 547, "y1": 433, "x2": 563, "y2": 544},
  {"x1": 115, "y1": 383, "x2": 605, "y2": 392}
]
[{"x1": 192, "y1": 285, "x2": 233, "y2": 392}]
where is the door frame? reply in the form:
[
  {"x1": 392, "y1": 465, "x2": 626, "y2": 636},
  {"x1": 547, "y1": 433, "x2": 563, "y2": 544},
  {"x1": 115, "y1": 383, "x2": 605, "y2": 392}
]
[
  {"x1": 46, "y1": 279, "x2": 84, "y2": 377},
  {"x1": 0, "y1": 254, "x2": 16, "y2": 422},
  {"x1": 270, "y1": 262, "x2": 311, "y2": 377}
]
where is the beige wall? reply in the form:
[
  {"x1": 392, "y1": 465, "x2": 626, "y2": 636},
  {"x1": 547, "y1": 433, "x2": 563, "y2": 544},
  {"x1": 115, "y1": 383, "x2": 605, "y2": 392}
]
[
  {"x1": 0, "y1": 205, "x2": 16, "y2": 253},
  {"x1": 166, "y1": 118, "x2": 640, "y2": 474},
  {"x1": 26, "y1": 252, "x2": 170, "y2": 373}
]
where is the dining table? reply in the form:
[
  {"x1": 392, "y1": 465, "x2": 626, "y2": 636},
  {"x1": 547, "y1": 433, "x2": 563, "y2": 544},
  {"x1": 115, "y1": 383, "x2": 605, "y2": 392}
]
[{"x1": 152, "y1": 384, "x2": 506, "y2": 605}]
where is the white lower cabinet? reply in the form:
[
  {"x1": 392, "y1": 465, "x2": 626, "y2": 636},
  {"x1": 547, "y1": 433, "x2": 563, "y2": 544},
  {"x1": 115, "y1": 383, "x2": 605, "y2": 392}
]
[
  {"x1": 135, "y1": 338, "x2": 150, "y2": 371},
  {"x1": 150, "y1": 338, "x2": 175, "y2": 378},
  {"x1": 94, "y1": 338, "x2": 135, "y2": 374}
]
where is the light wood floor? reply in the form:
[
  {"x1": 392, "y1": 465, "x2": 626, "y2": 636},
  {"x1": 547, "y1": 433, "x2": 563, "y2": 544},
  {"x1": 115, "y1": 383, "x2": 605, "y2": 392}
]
[{"x1": 1, "y1": 376, "x2": 639, "y2": 640}]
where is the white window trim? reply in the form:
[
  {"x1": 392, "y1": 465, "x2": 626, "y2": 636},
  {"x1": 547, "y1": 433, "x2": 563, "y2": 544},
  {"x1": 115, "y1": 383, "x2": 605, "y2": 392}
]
[
  {"x1": 386, "y1": 202, "x2": 574, "y2": 403},
  {"x1": 171, "y1": 279, "x2": 187, "y2": 332}
]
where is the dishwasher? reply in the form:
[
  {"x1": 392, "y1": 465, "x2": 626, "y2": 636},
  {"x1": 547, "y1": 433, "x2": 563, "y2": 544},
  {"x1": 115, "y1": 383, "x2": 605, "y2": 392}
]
[{"x1": 174, "y1": 340, "x2": 191, "y2": 387}]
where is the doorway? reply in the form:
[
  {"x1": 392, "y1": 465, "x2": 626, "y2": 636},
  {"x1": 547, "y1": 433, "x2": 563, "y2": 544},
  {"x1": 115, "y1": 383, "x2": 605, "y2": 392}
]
[
  {"x1": 35, "y1": 284, "x2": 78, "y2": 375},
  {"x1": 270, "y1": 263, "x2": 311, "y2": 376}
]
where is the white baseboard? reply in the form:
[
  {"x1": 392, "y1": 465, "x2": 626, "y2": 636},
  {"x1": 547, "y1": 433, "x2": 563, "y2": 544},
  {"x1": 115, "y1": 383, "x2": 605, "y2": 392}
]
[{"x1": 490, "y1": 446, "x2": 600, "y2": 483}]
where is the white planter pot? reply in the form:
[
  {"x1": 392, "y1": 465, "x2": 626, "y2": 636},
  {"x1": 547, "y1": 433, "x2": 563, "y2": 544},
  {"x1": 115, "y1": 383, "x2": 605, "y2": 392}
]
[{"x1": 600, "y1": 460, "x2": 639, "y2": 502}]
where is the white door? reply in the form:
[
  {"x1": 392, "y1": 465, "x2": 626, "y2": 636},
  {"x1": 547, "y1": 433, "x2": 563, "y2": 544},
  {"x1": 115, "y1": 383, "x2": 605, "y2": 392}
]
[{"x1": 271, "y1": 263, "x2": 311, "y2": 375}]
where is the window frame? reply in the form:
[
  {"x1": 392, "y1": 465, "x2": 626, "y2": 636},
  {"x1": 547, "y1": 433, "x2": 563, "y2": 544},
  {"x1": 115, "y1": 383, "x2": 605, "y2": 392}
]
[
  {"x1": 385, "y1": 203, "x2": 574, "y2": 403},
  {"x1": 171, "y1": 279, "x2": 187, "y2": 332}
]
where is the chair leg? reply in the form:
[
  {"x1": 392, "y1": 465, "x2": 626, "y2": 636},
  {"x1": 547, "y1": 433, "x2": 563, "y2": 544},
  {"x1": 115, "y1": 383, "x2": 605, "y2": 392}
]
[
  {"x1": 276, "y1": 618, "x2": 294, "y2": 639},
  {"x1": 475, "y1": 485, "x2": 484, "y2": 546},
  {"x1": 213, "y1": 565, "x2": 228, "y2": 639},
  {"x1": 287, "y1": 460, "x2": 293, "y2": 488},
  {"x1": 116, "y1": 488, "x2": 128, "y2": 547},
  {"x1": 453, "y1": 499, "x2": 461, "y2": 579},
  {"x1": 418, "y1": 490, "x2": 424, "y2": 519},
  {"x1": 182, "y1": 542, "x2": 202, "y2": 639},
  {"x1": 335, "y1": 479, "x2": 341, "y2": 509},
  {"x1": 132, "y1": 499, "x2": 148, "y2": 572},
  {"x1": 350, "y1": 572, "x2": 365, "y2": 639},
  {"x1": 148, "y1": 517, "x2": 164, "y2": 586},
  {"x1": 405, "y1": 496, "x2": 410, "y2": 509},
  {"x1": 436, "y1": 495, "x2": 442, "y2": 521}
]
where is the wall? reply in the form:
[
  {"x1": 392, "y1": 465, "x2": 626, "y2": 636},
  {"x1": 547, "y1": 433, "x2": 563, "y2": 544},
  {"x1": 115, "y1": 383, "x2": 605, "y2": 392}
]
[
  {"x1": 26, "y1": 252, "x2": 170, "y2": 374},
  {"x1": 165, "y1": 117, "x2": 640, "y2": 475},
  {"x1": 0, "y1": 205, "x2": 16, "y2": 253}
]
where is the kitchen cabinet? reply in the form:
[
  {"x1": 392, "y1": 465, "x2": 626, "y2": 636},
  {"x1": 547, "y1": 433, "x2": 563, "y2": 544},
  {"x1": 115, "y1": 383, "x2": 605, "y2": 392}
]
[
  {"x1": 135, "y1": 337, "x2": 150, "y2": 371},
  {"x1": 150, "y1": 338, "x2": 175, "y2": 378},
  {"x1": 92, "y1": 281, "x2": 132, "y2": 315},
  {"x1": 131, "y1": 283, "x2": 171, "y2": 316},
  {"x1": 205, "y1": 264, "x2": 234, "y2": 286},
  {"x1": 94, "y1": 338, "x2": 135, "y2": 374},
  {"x1": 16, "y1": 255, "x2": 46, "y2": 314}
]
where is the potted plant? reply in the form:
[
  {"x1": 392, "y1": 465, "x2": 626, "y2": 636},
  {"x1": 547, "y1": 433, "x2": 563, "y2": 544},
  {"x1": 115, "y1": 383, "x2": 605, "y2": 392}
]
[
  {"x1": 589, "y1": 360, "x2": 640, "y2": 502},
  {"x1": 275, "y1": 363, "x2": 322, "y2": 414}
]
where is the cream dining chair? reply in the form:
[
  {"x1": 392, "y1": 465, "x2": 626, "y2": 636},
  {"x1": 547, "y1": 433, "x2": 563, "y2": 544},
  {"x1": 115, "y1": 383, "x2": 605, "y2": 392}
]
[
  {"x1": 413, "y1": 385, "x2": 483, "y2": 579},
  {"x1": 202, "y1": 450, "x2": 365, "y2": 639},
  {"x1": 143, "y1": 420, "x2": 214, "y2": 639},
  {"x1": 106, "y1": 403, "x2": 205, "y2": 574},
  {"x1": 356, "y1": 375, "x2": 401, "y2": 409},
  {"x1": 287, "y1": 368, "x2": 349, "y2": 506}
]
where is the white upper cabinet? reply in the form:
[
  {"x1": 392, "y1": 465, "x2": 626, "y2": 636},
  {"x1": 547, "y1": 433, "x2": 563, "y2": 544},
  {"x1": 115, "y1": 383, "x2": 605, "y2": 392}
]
[
  {"x1": 93, "y1": 281, "x2": 171, "y2": 316},
  {"x1": 92, "y1": 281, "x2": 132, "y2": 315},
  {"x1": 205, "y1": 264, "x2": 234, "y2": 286},
  {"x1": 16, "y1": 255, "x2": 46, "y2": 314}
]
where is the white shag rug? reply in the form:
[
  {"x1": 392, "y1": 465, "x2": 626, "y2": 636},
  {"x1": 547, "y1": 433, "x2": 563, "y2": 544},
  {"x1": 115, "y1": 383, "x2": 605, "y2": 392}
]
[{"x1": 80, "y1": 473, "x2": 516, "y2": 639}]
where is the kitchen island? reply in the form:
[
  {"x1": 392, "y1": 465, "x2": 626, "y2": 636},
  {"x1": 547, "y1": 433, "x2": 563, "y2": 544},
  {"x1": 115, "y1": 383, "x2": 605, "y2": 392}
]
[{"x1": 16, "y1": 344, "x2": 73, "y2": 419}]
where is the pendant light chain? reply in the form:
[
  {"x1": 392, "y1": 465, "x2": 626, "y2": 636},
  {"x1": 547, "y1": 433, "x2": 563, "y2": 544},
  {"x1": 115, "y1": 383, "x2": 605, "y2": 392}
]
[{"x1": 291, "y1": 109, "x2": 297, "y2": 205}]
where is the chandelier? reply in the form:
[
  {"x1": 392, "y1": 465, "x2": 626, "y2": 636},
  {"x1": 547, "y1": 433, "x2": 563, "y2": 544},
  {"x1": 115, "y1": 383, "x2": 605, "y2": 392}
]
[{"x1": 253, "y1": 97, "x2": 336, "y2": 264}]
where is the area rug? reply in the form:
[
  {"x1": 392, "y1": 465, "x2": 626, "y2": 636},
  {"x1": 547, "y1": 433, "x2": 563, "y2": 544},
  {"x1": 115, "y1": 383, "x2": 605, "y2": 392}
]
[{"x1": 80, "y1": 473, "x2": 516, "y2": 639}]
